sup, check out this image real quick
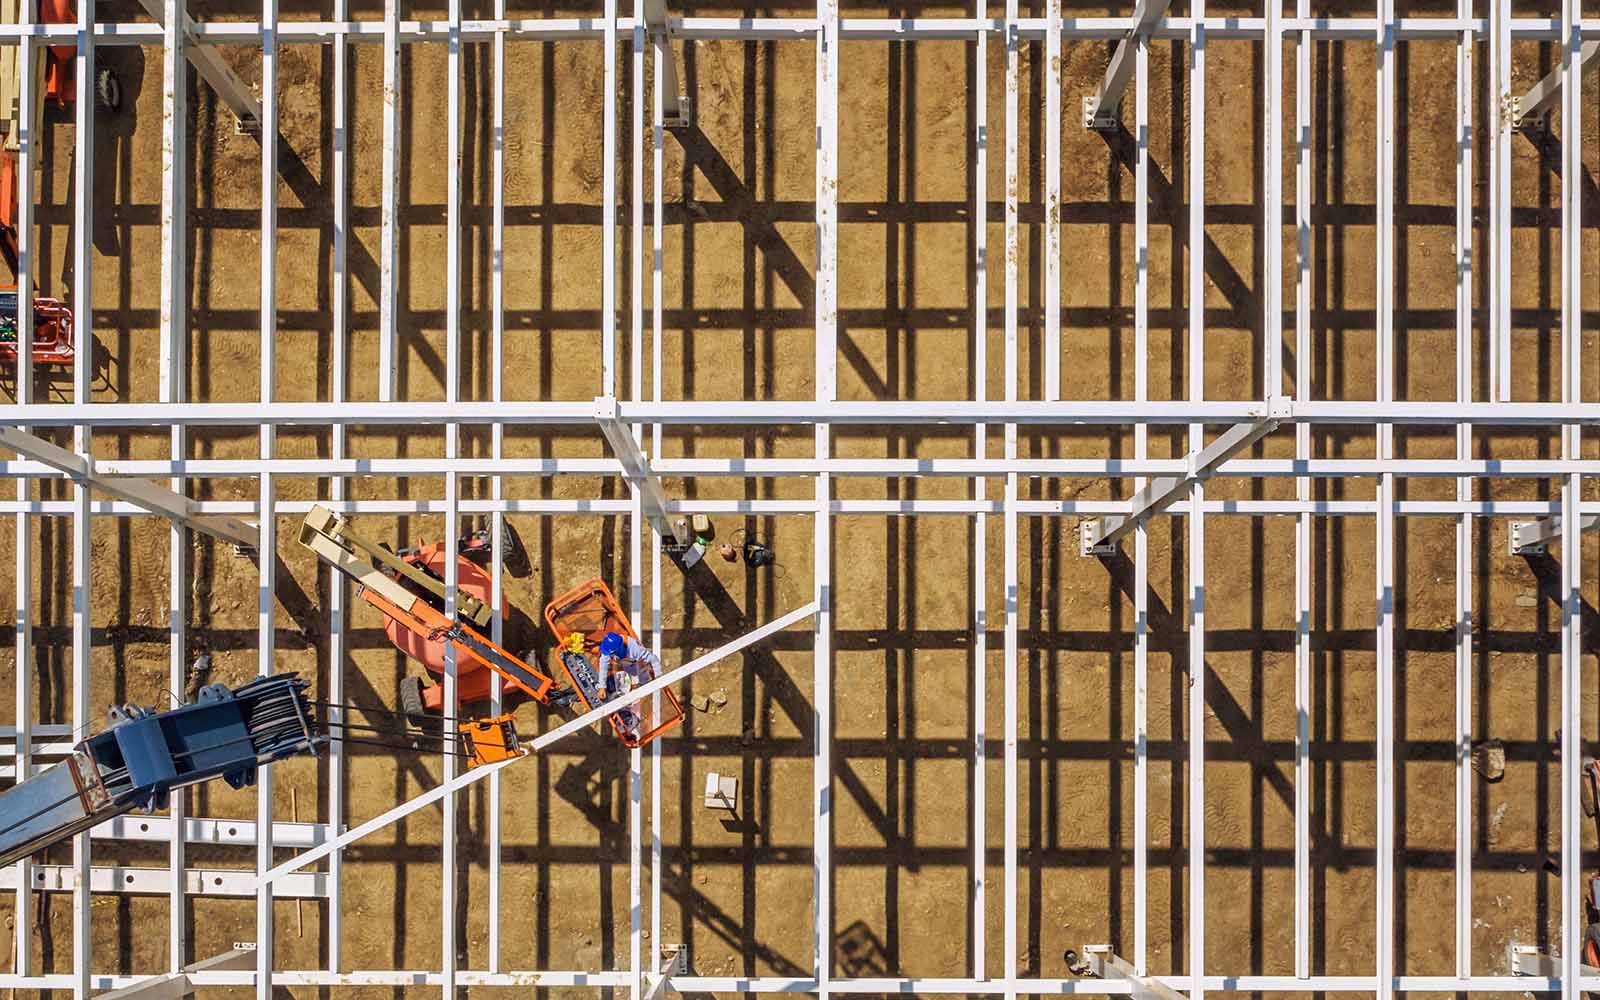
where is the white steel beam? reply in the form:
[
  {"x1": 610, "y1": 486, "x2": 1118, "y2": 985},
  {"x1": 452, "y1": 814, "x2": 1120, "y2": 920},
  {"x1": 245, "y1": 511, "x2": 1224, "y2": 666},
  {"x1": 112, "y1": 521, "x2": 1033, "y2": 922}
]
[
  {"x1": 970, "y1": 0, "x2": 988, "y2": 975},
  {"x1": 814, "y1": 0, "x2": 838, "y2": 990},
  {"x1": 596, "y1": 396, "x2": 682, "y2": 544},
  {"x1": 0, "y1": 972, "x2": 1597, "y2": 993},
  {"x1": 10, "y1": 13, "x2": 34, "y2": 980},
  {"x1": 1082, "y1": 0, "x2": 1173, "y2": 129},
  {"x1": 1187, "y1": 4, "x2": 1205, "y2": 998},
  {"x1": 10, "y1": 398, "x2": 1600, "y2": 428},
  {"x1": 22, "y1": 454, "x2": 1600, "y2": 480},
  {"x1": 0, "y1": 428, "x2": 255, "y2": 547},
  {"x1": 1452, "y1": 0, "x2": 1472, "y2": 973},
  {"x1": 19, "y1": 454, "x2": 1600, "y2": 480},
  {"x1": 0, "y1": 14, "x2": 1594, "y2": 43},
  {"x1": 11, "y1": 496, "x2": 1600, "y2": 519},
  {"x1": 71, "y1": 0, "x2": 94, "y2": 991},
  {"x1": 1002, "y1": 0, "x2": 1019, "y2": 993},
  {"x1": 377, "y1": 0, "x2": 400, "y2": 401},
  {"x1": 1292, "y1": 0, "x2": 1311, "y2": 972},
  {"x1": 158, "y1": 0, "x2": 190, "y2": 970},
  {"x1": 1044, "y1": 0, "x2": 1059, "y2": 399},
  {"x1": 1489, "y1": 0, "x2": 1511, "y2": 400},
  {"x1": 251, "y1": 602, "x2": 820, "y2": 889},
  {"x1": 132, "y1": 0, "x2": 262, "y2": 128},
  {"x1": 1080, "y1": 405, "x2": 1286, "y2": 552},
  {"x1": 256, "y1": 1, "x2": 279, "y2": 995},
  {"x1": 0, "y1": 866, "x2": 327, "y2": 899},
  {"x1": 648, "y1": 14, "x2": 666, "y2": 984},
  {"x1": 1376, "y1": 0, "x2": 1397, "y2": 984},
  {"x1": 1131, "y1": 21, "x2": 1148, "y2": 975},
  {"x1": 327, "y1": 0, "x2": 351, "y2": 968},
  {"x1": 487, "y1": 0, "x2": 506, "y2": 969},
  {"x1": 1556, "y1": 0, "x2": 1583, "y2": 980},
  {"x1": 441, "y1": 0, "x2": 462, "y2": 988},
  {"x1": 626, "y1": 2, "x2": 646, "y2": 995}
]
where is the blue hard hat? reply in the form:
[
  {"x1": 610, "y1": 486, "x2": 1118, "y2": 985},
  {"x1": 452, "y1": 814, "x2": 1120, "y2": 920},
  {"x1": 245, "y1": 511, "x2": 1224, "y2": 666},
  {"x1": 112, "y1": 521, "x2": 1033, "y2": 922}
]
[{"x1": 600, "y1": 632, "x2": 626, "y2": 657}]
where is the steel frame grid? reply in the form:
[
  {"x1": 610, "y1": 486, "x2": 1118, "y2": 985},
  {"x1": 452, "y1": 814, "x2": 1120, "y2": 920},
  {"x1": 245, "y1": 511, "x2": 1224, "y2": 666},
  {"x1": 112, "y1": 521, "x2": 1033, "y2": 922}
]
[{"x1": 0, "y1": 0, "x2": 1594, "y2": 996}]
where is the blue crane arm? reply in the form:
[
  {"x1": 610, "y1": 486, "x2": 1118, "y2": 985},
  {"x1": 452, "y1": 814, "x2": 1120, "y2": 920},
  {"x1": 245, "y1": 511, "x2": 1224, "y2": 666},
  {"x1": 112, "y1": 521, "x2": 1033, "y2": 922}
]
[{"x1": 0, "y1": 674, "x2": 324, "y2": 869}]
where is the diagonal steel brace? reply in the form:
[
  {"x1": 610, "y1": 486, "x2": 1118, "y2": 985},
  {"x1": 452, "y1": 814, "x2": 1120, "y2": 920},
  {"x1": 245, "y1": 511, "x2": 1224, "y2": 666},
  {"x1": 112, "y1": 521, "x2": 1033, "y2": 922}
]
[
  {"x1": 1080, "y1": 397, "x2": 1288, "y2": 554},
  {"x1": 0, "y1": 427, "x2": 256, "y2": 548},
  {"x1": 134, "y1": 0, "x2": 263, "y2": 131},
  {"x1": 596, "y1": 395, "x2": 683, "y2": 545},
  {"x1": 1513, "y1": 40, "x2": 1599, "y2": 130},
  {"x1": 1082, "y1": 0, "x2": 1173, "y2": 130},
  {"x1": 1070, "y1": 945, "x2": 1188, "y2": 1000},
  {"x1": 640, "y1": 0, "x2": 690, "y2": 127}
]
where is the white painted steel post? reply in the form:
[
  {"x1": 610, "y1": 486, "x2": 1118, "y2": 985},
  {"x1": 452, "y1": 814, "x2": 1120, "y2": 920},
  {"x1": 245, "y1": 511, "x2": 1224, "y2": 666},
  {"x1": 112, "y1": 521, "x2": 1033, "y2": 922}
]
[
  {"x1": 1043, "y1": 0, "x2": 1059, "y2": 400},
  {"x1": 1451, "y1": 0, "x2": 1472, "y2": 972},
  {"x1": 814, "y1": 0, "x2": 839, "y2": 988},
  {"x1": 257, "y1": 1, "x2": 279, "y2": 995},
  {"x1": 1002, "y1": 0, "x2": 1019, "y2": 992},
  {"x1": 327, "y1": 0, "x2": 351, "y2": 968},
  {"x1": 71, "y1": 0, "x2": 95, "y2": 991},
  {"x1": 1186, "y1": 1, "x2": 1205, "y2": 993},
  {"x1": 10, "y1": 13, "x2": 34, "y2": 980},
  {"x1": 1132, "y1": 29, "x2": 1149, "y2": 974},
  {"x1": 160, "y1": 0, "x2": 189, "y2": 970},
  {"x1": 378, "y1": 0, "x2": 400, "y2": 401},
  {"x1": 441, "y1": 0, "x2": 462, "y2": 989},
  {"x1": 487, "y1": 0, "x2": 507, "y2": 970},
  {"x1": 970, "y1": 0, "x2": 988, "y2": 976}
]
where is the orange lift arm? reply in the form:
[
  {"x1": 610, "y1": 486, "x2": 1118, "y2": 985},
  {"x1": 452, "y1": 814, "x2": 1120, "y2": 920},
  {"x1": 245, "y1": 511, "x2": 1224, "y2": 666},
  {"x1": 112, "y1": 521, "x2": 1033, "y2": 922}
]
[{"x1": 299, "y1": 505, "x2": 558, "y2": 706}]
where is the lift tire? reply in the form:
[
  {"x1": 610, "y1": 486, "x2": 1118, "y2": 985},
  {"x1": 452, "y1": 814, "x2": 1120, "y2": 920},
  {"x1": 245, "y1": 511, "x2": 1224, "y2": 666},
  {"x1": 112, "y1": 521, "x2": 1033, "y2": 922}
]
[
  {"x1": 398, "y1": 676, "x2": 430, "y2": 725},
  {"x1": 94, "y1": 67, "x2": 121, "y2": 114}
]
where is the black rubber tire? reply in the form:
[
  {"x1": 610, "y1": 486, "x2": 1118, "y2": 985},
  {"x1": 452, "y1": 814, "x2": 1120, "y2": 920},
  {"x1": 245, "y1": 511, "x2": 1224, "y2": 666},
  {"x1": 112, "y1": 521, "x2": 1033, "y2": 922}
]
[
  {"x1": 93, "y1": 66, "x2": 121, "y2": 114},
  {"x1": 398, "y1": 675, "x2": 430, "y2": 725}
]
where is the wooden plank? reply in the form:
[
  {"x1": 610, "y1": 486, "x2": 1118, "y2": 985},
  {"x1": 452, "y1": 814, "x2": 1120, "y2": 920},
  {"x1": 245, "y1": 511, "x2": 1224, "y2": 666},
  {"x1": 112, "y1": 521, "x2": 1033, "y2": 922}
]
[{"x1": 0, "y1": 0, "x2": 21, "y2": 152}]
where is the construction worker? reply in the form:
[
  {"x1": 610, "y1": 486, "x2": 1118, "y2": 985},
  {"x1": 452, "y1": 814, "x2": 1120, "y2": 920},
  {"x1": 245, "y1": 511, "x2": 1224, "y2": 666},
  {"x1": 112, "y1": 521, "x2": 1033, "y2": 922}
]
[
  {"x1": 598, "y1": 631, "x2": 662, "y2": 695},
  {"x1": 596, "y1": 632, "x2": 663, "y2": 741}
]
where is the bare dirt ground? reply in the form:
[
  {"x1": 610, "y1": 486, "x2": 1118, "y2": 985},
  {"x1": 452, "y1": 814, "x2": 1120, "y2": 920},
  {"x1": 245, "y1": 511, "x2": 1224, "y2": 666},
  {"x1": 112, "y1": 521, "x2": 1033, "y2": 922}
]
[{"x1": 0, "y1": 0, "x2": 1598, "y2": 993}]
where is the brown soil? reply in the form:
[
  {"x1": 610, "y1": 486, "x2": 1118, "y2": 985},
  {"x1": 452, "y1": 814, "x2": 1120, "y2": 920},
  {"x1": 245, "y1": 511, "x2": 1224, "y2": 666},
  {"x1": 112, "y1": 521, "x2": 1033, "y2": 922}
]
[{"x1": 0, "y1": 0, "x2": 1598, "y2": 994}]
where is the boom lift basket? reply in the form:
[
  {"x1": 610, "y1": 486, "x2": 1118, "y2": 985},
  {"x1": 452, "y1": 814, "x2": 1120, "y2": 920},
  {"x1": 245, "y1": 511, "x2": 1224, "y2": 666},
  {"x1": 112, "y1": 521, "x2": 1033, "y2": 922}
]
[{"x1": 544, "y1": 578, "x2": 685, "y2": 748}]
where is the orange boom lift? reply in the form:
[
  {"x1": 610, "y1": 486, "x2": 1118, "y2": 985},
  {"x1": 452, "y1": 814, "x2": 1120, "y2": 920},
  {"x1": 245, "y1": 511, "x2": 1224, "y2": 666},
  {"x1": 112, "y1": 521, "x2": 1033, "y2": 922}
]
[
  {"x1": 298, "y1": 505, "x2": 683, "y2": 749},
  {"x1": 0, "y1": 0, "x2": 119, "y2": 370}
]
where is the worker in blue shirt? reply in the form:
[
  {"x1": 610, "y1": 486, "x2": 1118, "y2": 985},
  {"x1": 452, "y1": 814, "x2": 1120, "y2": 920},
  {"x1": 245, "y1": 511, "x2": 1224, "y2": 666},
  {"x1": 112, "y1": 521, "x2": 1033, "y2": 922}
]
[{"x1": 597, "y1": 632, "x2": 661, "y2": 739}]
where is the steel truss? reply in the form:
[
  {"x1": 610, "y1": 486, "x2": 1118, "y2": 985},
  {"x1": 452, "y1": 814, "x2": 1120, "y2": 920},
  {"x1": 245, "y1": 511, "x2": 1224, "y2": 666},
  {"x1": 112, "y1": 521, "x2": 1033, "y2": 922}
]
[{"x1": 0, "y1": 0, "x2": 1595, "y2": 997}]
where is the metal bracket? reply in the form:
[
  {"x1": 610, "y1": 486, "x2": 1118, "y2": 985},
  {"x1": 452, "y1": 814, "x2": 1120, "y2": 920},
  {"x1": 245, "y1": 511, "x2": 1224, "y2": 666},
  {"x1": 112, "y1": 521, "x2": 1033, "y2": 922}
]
[
  {"x1": 1509, "y1": 519, "x2": 1547, "y2": 556},
  {"x1": 1079, "y1": 518, "x2": 1116, "y2": 557},
  {"x1": 642, "y1": 944, "x2": 690, "y2": 1000},
  {"x1": 1083, "y1": 94, "x2": 1118, "y2": 131},
  {"x1": 1506, "y1": 938, "x2": 1600, "y2": 978},
  {"x1": 641, "y1": 0, "x2": 691, "y2": 129},
  {"x1": 663, "y1": 93, "x2": 691, "y2": 130},
  {"x1": 1509, "y1": 513, "x2": 1599, "y2": 556},
  {"x1": 1069, "y1": 945, "x2": 1187, "y2": 1000}
]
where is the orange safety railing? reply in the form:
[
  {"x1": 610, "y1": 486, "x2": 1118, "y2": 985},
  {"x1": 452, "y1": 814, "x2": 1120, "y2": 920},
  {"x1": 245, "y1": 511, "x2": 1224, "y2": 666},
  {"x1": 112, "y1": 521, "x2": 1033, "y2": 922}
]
[{"x1": 543, "y1": 578, "x2": 684, "y2": 748}]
